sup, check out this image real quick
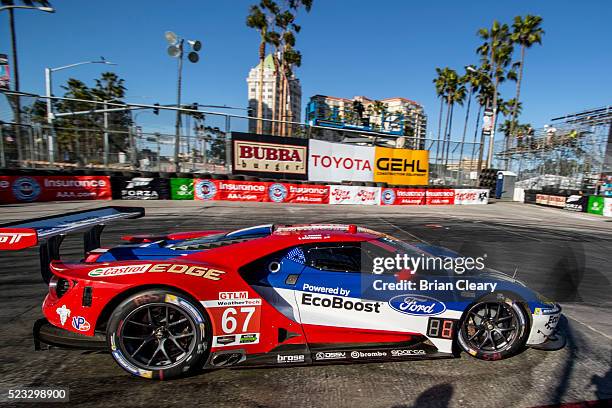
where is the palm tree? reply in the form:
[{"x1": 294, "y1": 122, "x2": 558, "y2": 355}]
[
  {"x1": 433, "y1": 67, "x2": 449, "y2": 167},
  {"x1": 458, "y1": 66, "x2": 483, "y2": 176},
  {"x1": 443, "y1": 74, "x2": 466, "y2": 166},
  {"x1": 370, "y1": 100, "x2": 387, "y2": 131},
  {"x1": 246, "y1": 2, "x2": 277, "y2": 134},
  {"x1": 477, "y1": 20, "x2": 514, "y2": 167},
  {"x1": 509, "y1": 15, "x2": 544, "y2": 140}
]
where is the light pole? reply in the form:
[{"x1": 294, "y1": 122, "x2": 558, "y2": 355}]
[
  {"x1": 44, "y1": 58, "x2": 115, "y2": 164},
  {"x1": 1, "y1": 2, "x2": 55, "y2": 165},
  {"x1": 165, "y1": 31, "x2": 201, "y2": 172}
]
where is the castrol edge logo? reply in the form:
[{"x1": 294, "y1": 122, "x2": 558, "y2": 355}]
[
  {"x1": 234, "y1": 140, "x2": 307, "y2": 174},
  {"x1": 88, "y1": 263, "x2": 226, "y2": 281}
]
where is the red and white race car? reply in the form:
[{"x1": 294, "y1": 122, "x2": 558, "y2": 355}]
[{"x1": 0, "y1": 207, "x2": 564, "y2": 380}]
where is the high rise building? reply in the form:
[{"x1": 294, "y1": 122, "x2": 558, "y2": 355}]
[
  {"x1": 305, "y1": 94, "x2": 427, "y2": 148},
  {"x1": 246, "y1": 54, "x2": 302, "y2": 135}
]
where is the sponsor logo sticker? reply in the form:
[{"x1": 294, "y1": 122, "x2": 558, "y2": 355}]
[
  {"x1": 350, "y1": 350, "x2": 388, "y2": 359},
  {"x1": 388, "y1": 294, "x2": 446, "y2": 316},
  {"x1": 215, "y1": 335, "x2": 236, "y2": 345},
  {"x1": 72, "y1": 316, "x2": 90, "y2": 332},
  {"x1": 277, "y1": 354, "x2": 305, "y2": 364},
  {"x1": 314, "y1": 351, "x2": 346, "y2": 361},
  {"x1": 390, "y1": 349, "x2": 426, "y2": 357},
  {"x1": 239, "y1": 333, "x2": 259, "y2": 344},
  {"x1": 56, "y1": 305, "x2": 71, "y2": 326},
  {"x1": 88, "y1": 264, "x2": 151, "y2": 277}
]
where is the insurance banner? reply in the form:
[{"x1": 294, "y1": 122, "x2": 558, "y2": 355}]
[
  {"x1": 453, "y1": 189, "x2": 489, "y2": 205},
  {"x1": 0, "y1": 175, "x2": 111, "y2": 204},
  {"x1": 425, "y1": 189, "x2": 455, "y2": 205},
  {"x1": 308, "y1": 139, "x2": 374, "y2": 183},
  {"x1": 380, "y1": 188, "x2": 426, "y2": 205},
  {"x1": 232, "y1": 132, "x2": 308, "y2": 180},
  {"x1": 194, "y1": 179, "x2": 269, "y2": 202},
  {"x1": 267, "y1": 183, "x2": 329, "y2": 204},
  {"x1": 328, "y1": 185, "x2": 381, "y2": 205},
  {"x1": 373, "y1": 147, "x2": 429, "y2": 185},
  {"x1": 170, "y1": 178, "x2": 194, "y2": 200}
]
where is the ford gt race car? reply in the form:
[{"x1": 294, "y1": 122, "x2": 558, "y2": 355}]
[{"x1": 0, "y1": 207, "x2": 565, "y2": 380}]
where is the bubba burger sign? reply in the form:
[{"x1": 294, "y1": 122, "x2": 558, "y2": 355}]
[{"x1": 232, "y1": 132, "x2": 308, "y2": 180}]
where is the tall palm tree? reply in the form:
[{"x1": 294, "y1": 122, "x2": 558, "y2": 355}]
[
  {"x1": 443, "y1": 74, "x2": 466, "y2": 166},
  {"x1": 477, "y1": 20, "x2": 514, "y2": 167},
  {"x1": 509, "y1": 15, "x2": 544, "y2": 139},
  {"x1": 433, "y1": 67, "x2": 449, "y2": 167},
  {"x1": 246, "y1": 4, "x2": 268, "y2": 134},
  {"x1": 458, "y1": 66, "x2": 483, "y2": 175}
]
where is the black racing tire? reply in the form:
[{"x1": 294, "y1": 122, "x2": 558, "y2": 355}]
[
  {"x1": 457, "y1": 294, "x2": 529, "y2": 361},
  {"x1": 106, "y1": 289, "x2": 210, "y2": 380}
]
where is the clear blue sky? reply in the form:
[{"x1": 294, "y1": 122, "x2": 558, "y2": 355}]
[{"x1": 3, "y1": 0, "x2": 611, "y2": 137}]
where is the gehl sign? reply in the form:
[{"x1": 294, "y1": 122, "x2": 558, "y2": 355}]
[{"x1": 373, "y1": 147, "x2": 429, "y2": 185}]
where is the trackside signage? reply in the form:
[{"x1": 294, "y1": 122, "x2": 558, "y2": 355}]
[
  {"x1": 308, "y1": 139, "x2": 374, "y2": 183},
  {"x1": 373, "y1": 147, "x2": 429, "y2": 185},
  {"x1": 0, "y1": 175, "x2": 111, "y2": 204},
  {"x1": 453, "y1": 189, "x2": 489, "y2": 205},
  {"x1": 193, "y1": 179, "x2": 329, "y2": 204},
  {"x1": 328, "y1": 185, "x2": 381, "y2": 205},
  {"x1": 232, "y1": 132, "x2": 308, "y2": 180}
]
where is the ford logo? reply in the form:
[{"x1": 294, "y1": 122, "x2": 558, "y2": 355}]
[{"x1": 388, "y1": 295, "x2": 446, "y2": 316}]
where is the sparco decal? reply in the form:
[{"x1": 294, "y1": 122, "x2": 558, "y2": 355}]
[
  {"x1": 390, "y1": 349, "x2": 426, "y2": 356},
  {"x1": 301, "y1": 293, "x2": 381, "y2": 313},
  {"x1": 388, "y1": 294, "x2": 446, "y2": 316}
]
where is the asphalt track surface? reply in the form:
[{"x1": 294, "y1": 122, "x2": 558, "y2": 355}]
[{"x1": 0, "y1": 200, "x2": 610, "y2": 408}]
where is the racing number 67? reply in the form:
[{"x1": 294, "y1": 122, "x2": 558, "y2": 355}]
[{"x1": 221, "y1": 307, "x2": 255, "y2": 334}]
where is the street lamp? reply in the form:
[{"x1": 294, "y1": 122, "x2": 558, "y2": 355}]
[
  {"x1": 1, "y1": 1, "x2": 55, "y2": 164},
  {"x1": 44, "y1": 58, "x2": 115, "y2": 164},
  {"x1": 165, "y1": 31, "x2": 201, "y2": 172}
]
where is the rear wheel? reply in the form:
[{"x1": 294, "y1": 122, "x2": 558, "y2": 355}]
[
  {"x1": 457, "y1": 295, "x2": 528, "y2": 360},
  {"x1": 107, "y1": 289, "x2": 209, "y2": 379}
]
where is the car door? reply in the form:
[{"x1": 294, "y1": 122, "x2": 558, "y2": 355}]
[{"x1": 294, "y1": 241, "x2": 418, "y2": 349}]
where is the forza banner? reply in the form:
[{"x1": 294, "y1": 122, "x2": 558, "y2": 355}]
[
  {"x1": 380, "y1": 188, "x2": 426, "y2": 205},
  {"x1": 308, "y1": 139, "x2": 374, "y2": 183},
  {"x1": 373, "y1": 147, "x2": 429, "y2": 185},
  {"x1": 0, "y1": 175, "x2": 111, "y2": 204},
  {"x1": 328, "y1": 185, "x2": 381, "y2": 205},
  {"x1": 116, "y1": 177, "x2": 170, "y2": 200},
  {"x1": 232, "y1": 132, "x2": 308, "y2": 180},
  {"x1": 564, "y1": 195, "x2": 587, "y2": 212},
  {"x1": 453, "y1": 189, "x2": 489, "y2": 205},
  {"x1": 170, "y1": 178, "x2": 194, "y2": 200},
  {"x1": 194, "y1": 179, "x2": 329, "y2": 204},
  {"x1": 425, "y1": 189, "x2": 455, "y2": 205}
]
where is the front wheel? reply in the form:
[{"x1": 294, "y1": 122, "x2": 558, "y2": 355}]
[
  {"x1": 457, "y1": 295, "x2": 528, "y2": 361},
  {"x1": 107, "y1": 289, "x2": 210, "y2": 379}
]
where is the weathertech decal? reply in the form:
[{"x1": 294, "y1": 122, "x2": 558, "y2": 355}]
[{"x1": 0, "y1": 228, "x2": 37, "y2": 250}]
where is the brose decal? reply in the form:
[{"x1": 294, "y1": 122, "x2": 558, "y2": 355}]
[
  {"x1": 277, "y1": 354, "x2": 305, "y2": 364},
  {"x1": 301, "y1": 293, "x2": 381, "y2": 313}
]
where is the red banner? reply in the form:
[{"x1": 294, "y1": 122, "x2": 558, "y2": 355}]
[
  {"x1": 193, "y1": 179, "x2": 329, "y2": 204},
  {"x1": 0, "y1": 176, "x2": 112, "y2": 204},
  {"x1": 380, "y1": 188, "x2": 426, "y2": 205},
  {"x1": 425, "y1": 189, "x2": 455, "y2": 205}
]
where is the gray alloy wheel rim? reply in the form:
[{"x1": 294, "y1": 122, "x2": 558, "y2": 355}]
[
  {"x1": 118, "y1": 302, "x2": 198, "y2": 370},
  {"x1": 462, "y1": 301, "x2": 520, "y2": 354}
]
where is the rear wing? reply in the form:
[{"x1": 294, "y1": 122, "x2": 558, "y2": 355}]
[{"x1": 0, "y1": 206, "x2": 144, "y2": 282}]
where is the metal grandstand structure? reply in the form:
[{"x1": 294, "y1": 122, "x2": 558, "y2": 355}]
[{"x1": 495, "y1": 106, "x2": 612, "y2": 191}]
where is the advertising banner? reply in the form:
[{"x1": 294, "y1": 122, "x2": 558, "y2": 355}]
[
  {"x1": 454, "y1": 189, "x2": 489, "y2": 205},
  {"x1": 117, "y1": 177, "x2": 169, "y2": 200},
  {"x1": 380, "y1": 188, "x2": 426, "y2": 205},
  {"x1": 328, "y1": 185, "x2": 381, "y2": 205},
  {"x1": 267, "y1": 183, "x2": 329, "y2": 204},
  {"x1": 563, "y1": 195, "x2": 587, "y2": 212},
  {"x1": 373, "y1": 147, "x2": 429, "y2": 185},
  {"x1": 194, "y1": 179, "x2": 269, "y2": 202},
  {"x1": 308, "y1": 139, "x2": 374, "y2": 183},
  {"x1": 232, "y1": 132, "x2": 308, "y2": 180},
  {"x1": 536, "y1": 194, "x2": 566, "y2": 208},
  {"x1": 605, "y1": 197, "x2": 612, "y2": 217},
  {"x1": 170, "y1": 178, "x2": 194, "y2": 200},
  {"x1": 425, "y1": 189, "x2": 455, "y2": 205},
  {"x1": 0, "y1": 175, "x2": 111, "y2": 204},
  {"x1": 0, "y1": 54, "x2": 9, "y2": 90},
  {"x1": 587, "y1": 196, "x2": 604, "y2": 215}
]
